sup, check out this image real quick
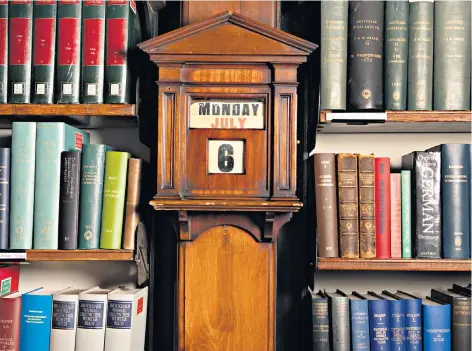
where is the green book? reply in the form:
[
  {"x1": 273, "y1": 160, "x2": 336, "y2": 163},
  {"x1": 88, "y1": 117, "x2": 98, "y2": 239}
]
[
  {"x1": 100, "y1": 151, "x2": 130, "y2": 249},
  {"x1": 401, "y1": 170, "x2": 412, "y2": 258}
]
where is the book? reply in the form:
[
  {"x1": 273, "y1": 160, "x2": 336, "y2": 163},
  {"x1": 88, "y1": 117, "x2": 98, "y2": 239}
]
[
  {"x1": 0, "y1": 148, "x2": 10, "y2": 249},
  {"x1": 433, "y1": 1, "x2": 471, "y2": 110},
  {"x1": 337, "y1": 153, "x2": 359, "y2": 258},
  {"x1": 100, "y1": 151, "x2": 131, "y2": 249},
  {"x1": 78, "y1": 144, "x2": 108, "y2": 249},
  {"x1": 423, "y1": 298, "x2": 451, "y2": 351},
  {"x1": 385, "y1": 1, "x2": 409, "y2": 110},
  {"x1": 358, "y1": 154, "x2": 375, "y2": 258},
  {"x1": 19, "y1": 288, "x2": 54, "y2": 351},
  {"x1": 390, "y1": 173, "x2": 402, "y2": 258},
  {"x1": 375, "y1": 158, "x2": 391, "y2": 258},
  {"x1": 0, "y1": 265, "x2": 20, "y2": 296},
  {"x1": 349, "y1": 294, "x2": 370, "y2": 351},
  {"x1": 393, "y1": 291, "x2": 422, "y2": 351},
  {"x1": 123, "y1": 158, "x2": 142, "y2": 250},
  {"x1": 81, "y1": 0, "x2": 106, "y2": 104},
  {"x1": 314, "y1": 153, "x2": 339, "y2": 258},
  {"x1": 431, "y1": 289, "x2": 471, "y2": 351},
  {"x1": 32, "y1": 0, "x2": 57, "y2": 104},
  {"x1": 364, "y1": 292, "x2": 390, "y2": 351},
  {"x1": 401, "y1": 170, "x2": 412, "y2": 258},
  {"x1": 379, "y1": 292, "x2": 406, "y2": 351},
  {"x1": 55, "y1": 0, "x2": 82, "y2": 104},
  {"x1": 10, "y1": 122, "x2": 36, "y2": 250},
  {"x1": 427, "y1": 144, "x2": 470, "y2": 259},
  {"x1": 76, "y1": 287, "x2": 111, "y2": 351},
  {"x1": 50, "y1": 287, "x2": 86, "y2": 351},
  {"x1": 311, "y1": 290, "x2": 330, "y2": 351},
  {"x1": 33, "y1": 123, "x2": 90, "y2": 249},
  {"x1": 0, "y1": 292, "x2": 22, "y2": 351},
  {"x1": 325, "y1": 290, "x2": 350, "y2": 351},
  {"x1": 104, "y1": 286, "x2": 149, "y2": 351},
  {"x1": 347, "y1": 1, "x2": 384, "y2": 110},
  {"x1": 0, "y1": 1, "x2": 7, "y2": 103},
  {"x1": 408, "y1": 0, "x2": 434, "y2": 110},
  {"x1": 58, "y1": 151, "x2": 81, "y2": 250},
  {"x1": 320, "y1": 0, "x2": 348, "y2": 110},
  {"x1": 8, "y1": 0, "x2": 33, "y2": 104},
  {"x1": 451, "y1": 284, "x2": 471, "y2": 297}
]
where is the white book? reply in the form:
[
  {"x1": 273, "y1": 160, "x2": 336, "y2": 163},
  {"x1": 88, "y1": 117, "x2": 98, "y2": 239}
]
[
  {"x1": 75, "y1": 287, "x2": 111, "y2": 351},
  {"x1": 50, "y1": 287, "x2": 86, "y2": 351},
  {"x1": 104, "y1": 287, "x2": 149, "y2": 351}
]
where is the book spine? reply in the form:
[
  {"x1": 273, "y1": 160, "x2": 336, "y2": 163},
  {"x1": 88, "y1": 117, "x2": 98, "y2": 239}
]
[
  {"x1": 50, "y1": 297, "x2": 78, "y2": 351},
  {"x1": 408, "y1": 1, "x2": 434, "y2": 110},
  {"x1": 405, "y1": 299, "x2": 422, "y2": 351},
  {"x1": 385, "y1": 1, "x2": 409, "y2": 110},
  {"x1": 55, "y1": 0, "x2": 81, "y2": 103},
  {"x1": 314, "y1": 153, "x2": 339, "y2": 258},
  {"x1": 358, "y1": 154, "x2": 376, "y2": 258},
  {"x1": 104, "y1": 298, "x2": 134, "y2": 351},
  {"x1": 76, "y1": 296, "x2": 107, "y2": 351},
  {"x1": 389, "y1": 300, "x2": 406, "y2": 351},
  {"x1": 330, "y1": 297, "x2": 350, "y2": 351},
  {"x1": 337, "y1": 153, "x2": 359, "y2": 258},
  {"x1": 20, "y1": 295, "x2": 53, "y2": 351},
  {"x1": 78, "y1": 144, "x2": 107, "y2": 249},
  {"x1": 0, "y1": 265, "x2": 20, "y2": 295},
  {"x1": 81, "y1": 0, "x2": 105, "y2": 104},
  {"x1": 0, "y1": 148, "x2": 10, "y2": 249},
  {"x1": 0, "y1": 1, "x2": 7, "y2": 103},
  {"x1": 8, "y1": 0, "x2": 33, "y2": 104},
  {"x1": 58, "y1": 151, "x2": 81, "y2": 250},
  {"x1": 441, "y1": 144, "x2": 470, "y2": 259},
  {"x1": 452, "y1": 297, "x2": 471, "y2": 351},
  {"x1": 347, "y1": 1, "x2": 384, "y2": 110},
  {"x1": 369, "y1": 300, "x2": 390, "y2": 351},
  {"x1": 390, "y1": 174, "x2": 402, "y2": 258},
  {"x1": 415, "y1": 151, "x2": 441, "y2": 258},
  {"x1": 312, "y1": 298, "x2": 330, "y2": 351},
  {"x1": 375, "y1": 158, "x2": 391, "y2": 258},
  {"x1": 434, "y1": 1, "x2": 471, "y2": 110},
  {"x1": 0, "y1": 298, "x2": 21, "y2": 351},
  {"x1": 123, "y1": 158, "x2": 142, "y2": 250},
  {"x1": 320, "y1": 0, "x2": 348, "y2": 110},
  {"x1": 401, "y1": 170, "x2": 412, "y2": 258},
  {"x1": 100, "y1": 151, "x2": 130, "y2": 249},
  {"x1": 423, "y1": 304, "x2": 451, "y2": 351},
  {"x1": 350, "y1": 299, "x2": 370, "y2": 351},
  {"x1": 9, "y1": 122, "x2": 36, "y2": 249},
  {"x1": 32, "y1": 0, "x2": 57, "y2": 104}
]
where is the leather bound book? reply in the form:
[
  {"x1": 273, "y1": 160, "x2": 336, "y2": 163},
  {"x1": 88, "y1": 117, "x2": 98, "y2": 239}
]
[
  {"x1": 0, "y1": 1, "x2": 7, "y2": 103},
  {"x1": 390, "y1": 173, "x2": 402, "y2": 258},
  {"x1": 326, "y1": 290, "x2": 350, "y2": 351},
  {"x1": 0, "y1": 148, "x2": 10, "y2": 249},
  {"x1": 311, "y1": 291, "x2": 330, "y2": 351},
  {"x1": 337, "y1": 153, "x2": 359, "y2": 258},
  {"x1": 401, "y1": 170, "x2": 412, "y2": 258},
  {"x1": 122, "y1": 158, "x2": 142, "y2": 250},
  {"x1": 375, "y1": 158, "x2": 391, "y2": 258},
  {"x1": 0, "y1": 292, "x2": 22, "y2": 351},
  {"x1": 314, "y1": 153, "x2": 339, "y2": 258},
  {"x1": 358, "y1": 154, "x2": 375, "y2": 258},
  {"x1": 347, "y1": 1, "x2": 384, "y2": 110}
]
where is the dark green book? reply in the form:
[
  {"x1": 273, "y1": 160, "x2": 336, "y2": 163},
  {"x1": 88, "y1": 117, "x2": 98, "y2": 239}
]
[
  {"x1": 434, "y1": 1, "x2": 471, "y2": 110},
  {"x1": 81, "y1": 0, "x2": 105, "y2": 104},
  {"x1": 55, "y1": 0, "x2": 81, "y2": 104},
  {"x1": 8, "y1": 0, "x2": 33, "y2": 104},
  {"x1": 32, "y1": 0, "x2": 57, "y2": 104},
  {"x1": 0, "y1": 1, "x2": 7, "y2": 103},
  {"x1": 408, "y1": 1, "x2": 434, "y2": 110},
  {"x1": 385, "y1": 1, "x2": 409, "y2": 110}
]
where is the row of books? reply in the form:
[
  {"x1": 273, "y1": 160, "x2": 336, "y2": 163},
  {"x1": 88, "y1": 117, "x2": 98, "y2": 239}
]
[
  {"x1": 0, "y1": 285, "x2": 148, "y2": 351},
  {"x1": 0, "y1": 0, "x2": 140, "y2": 104},
  {"x1": 0, "y1": 122, "x2": 143, "y2": 251},
  {"x1": 315, "y1": 144, "x2": 471, "y2": 259},
  {"x1": 321, "y1": 1, "x2": 471, "y2": 112},
  {"x1": 312, "y1": 283, "x2": 471, "y2": 351}
]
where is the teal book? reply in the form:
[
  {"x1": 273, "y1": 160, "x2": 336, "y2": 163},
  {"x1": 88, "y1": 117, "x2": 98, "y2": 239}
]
[
  {"x1": 10, "y1": 122, "x2": 37, "y2": 249},
  {"x1": 401, "y1": 170, "x2": 412, "y2": 258},
  {"x1": 78, "y1": 144, "x2": 109, "y2": 249},
  {"x1": 33, "y1": 123, "x2": 90, "y2": 249}
]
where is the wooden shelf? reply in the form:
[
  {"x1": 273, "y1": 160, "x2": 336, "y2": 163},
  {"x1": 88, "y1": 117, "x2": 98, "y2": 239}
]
[
  {"x1": 0, "y1": 104, "x2": 136, "y2": 116},
  {"x1": 0, "y1": 249, "x2": 134, "y2": 262},
  {"x1": 317, "y1": 258, "x2": 472, "y2": 272},
  {"x1": 318, "y1": 110, "x2": 471, "y2": 133}
]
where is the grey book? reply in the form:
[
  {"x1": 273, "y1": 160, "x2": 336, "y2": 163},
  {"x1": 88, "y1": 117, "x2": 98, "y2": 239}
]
[{"x1": 326, "y1": 290, "x2": 350, "y2": 351}]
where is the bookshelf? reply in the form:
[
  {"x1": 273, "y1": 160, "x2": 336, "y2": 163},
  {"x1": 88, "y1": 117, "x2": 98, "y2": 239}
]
[
  {"x1": 0, "y1": 250, "x2": 134, "y2": 262},
  {"x1": 0, "y1": 104, "x2": 136, "y2": 116}
]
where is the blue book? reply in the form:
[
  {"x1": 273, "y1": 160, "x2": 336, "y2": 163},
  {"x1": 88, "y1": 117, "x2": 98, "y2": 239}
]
[
  {"x1": 394, "y1": 291, "x2": 422, "y2": 351},
  {"x1": 423, "y1": 298, "x2": 451, "y2": 351},
  {"x1": 380, "y1": 293, "x2": 406, "y2": 351},
  {"x1": 0, "y1": 148, "x2": 10, "y2": 249},
  {"x1": 365, "y1": 293, "x2": 390, "y2": 351},
  {"x1": 10, "y1": 122, "x2": 36, "y2": 249},
  {"x1": 349, "y1": 295, "x2": 370, "y2": 350},
  {"x1": 19, "y1": 288, "x2": 54, "y2": 351},
  {"x1": 33, "y1": 123, "x2": 90, "y2": 249}
]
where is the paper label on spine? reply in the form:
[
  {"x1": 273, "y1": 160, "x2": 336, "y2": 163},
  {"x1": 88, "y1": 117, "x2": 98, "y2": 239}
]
[
  {"x1": 9, "y1": 18, "x2": 31, "y2": 65},
  {"x1": 83, "y1": 19, "x2": 104, "y2": 66},
  {"x1": 33, "y1": 18, "x2": 55, "y2": 65},
  {"x1": 52, "y1": 301, "x2": 76, "y2": 330},
  {"x1": 107, "y1": 300, "x2": 132, "y2": 329},
  {"x1": 106, "y1": 18, "x2": 126, "y2": 66},
  {"x1": 78, "y1": 300, "x2": 104, "y2": 329},
  {"x1": 58, "y1": 18, "x2": 79, "y2": 65}
]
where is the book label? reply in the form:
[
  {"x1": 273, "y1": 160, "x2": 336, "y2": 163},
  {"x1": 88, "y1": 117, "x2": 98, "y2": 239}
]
[
  {"x1": 58, "y1": 18, "x2": 79, "y2": 65},
  {"x1": 0, "y1": 19, "x2": 6, "y2": 65},
  {"x1": 137, "y1": 297, "x2": 144, "y2": 314},
  {"x1": 85, "y1": 0, "x2": 105, "y2": 4},
  {"x1": 59, "y1": 0, "x2": 80, "y2": 3},
  {"x1": 106, "y1": 18, "x2": 126, "y2": 66},
  {"x1": 37, "y1": 0, "x2": 55, "y2": 4},
  {"x1": 78, "y1": 301, "x2": 104, "y2": 329},
  {"x1": 33, "y1": 18, "x2": 54, "y2": 66},
  {"x1": 0, "y1": 251, "x2": 26, "y2": 260},
  {"x1": 83, "y1": 19, "x2": 104, "y2": 66},
  {"x1": 108, "y1": 0, "x2": 127, "y2": 4},
  {"x1": 10, "y1": 18, "x2": 31, "y2": 65},
  {"x1": 326, "y1": 112, "x2": 387, "y2": 121},
  {"x1": 75, "y1": 133, "x2": 83, "y2": 150},
  {"x1": 52, "y1": 301, "x2": 76, "y2": 330},
  {"x1": 11, "y1": 1, "x2": 31, "y2": 4},
  {"x1": 107, "y1": 300, "x2": 132, "y2": 329},
  {"x1": 0, "y1": 276, "x2": 11, "y2": 295}
]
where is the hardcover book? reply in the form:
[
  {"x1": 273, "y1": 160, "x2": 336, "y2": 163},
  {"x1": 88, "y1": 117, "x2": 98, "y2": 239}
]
[
  {"x1": 311, "y1": 290, "x2": 330, "y2": 351},
  {"x1": 325, "y1": 290, "x2": 350, "y2": 351},
  {"x1": 0, "y1": 265, "x2": 20, "y2": 296},
  {"x1": 123, "y1": 158, "x2": 142, "y2": 250},
  {"x1": 0, "y1": 148, "x2": 10, "y2": 249},
  {"x1": 375, "y1": 158, "x2": 391, "y2": 258},
  {"x1": 393, "y1": 291, "x2": 422, "y2": 351},
  {"x1": 379, "y1": 292, "x2": 406, "y2": 351},
  {"x1": 423, "y1": 298, "x2": 451, "y2": 351},
  {"x1": 364, "y1": 293, "x2": 390, "y2": 351},
  {"x1": 349, "y1": 294, "x2": 370, "y2": 351},
  {"x1": 0, "y1": 292, "x2": 22, "y2": 351},
  {"x1": 358, "y1": 154, "x2": 376, "y2": 258},
  {"x1": 401, "y1": 171, "x2": 412, "y2": 258},
  {"x1": 390, "y1": 173, "x2": 402, "y2": 258},
  {"x1": 0, "y1": 1, "x2": 7, "y2": 103}
]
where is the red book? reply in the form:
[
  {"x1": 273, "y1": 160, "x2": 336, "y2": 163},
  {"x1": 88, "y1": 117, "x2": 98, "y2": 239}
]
[
  {"x1": 375, "y1": 158, "x2": 391, "y2": 258},
  {"x1": 390, "y1": 174, "x2": 402, "y2": 258},
  {"x1": 0, "y1": 265, "x2": 20, "y2": 296},
  {"x1": 0, "y1": 292, "x2": 22, "y2": 351}
]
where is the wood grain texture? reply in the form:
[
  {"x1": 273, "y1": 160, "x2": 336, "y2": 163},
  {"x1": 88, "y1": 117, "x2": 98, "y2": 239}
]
[
  {"x1": 24, "y1": 249, "x2": 134, "y2": 261},
  {"x1": 0, "y1": 104, "x2": 136, "y2": 116},
  {"x1": 150, "y1": 199, "x2": 302, "y2": 212},
  {"x1": 320, "y1": 110, "x2": 472, "y2": 123}
]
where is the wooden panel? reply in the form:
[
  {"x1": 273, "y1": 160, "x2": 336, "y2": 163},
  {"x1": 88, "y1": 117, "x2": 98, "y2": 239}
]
[
  {"x1": 150, "y1": 199, "x2": 303, "y2": 212},
  {"x1": 181, "y1": 64, "x2": 271, "y2": 84},
  {"x1": 180, "y1": 226, "x2": 274, "y2": 351},
  {"x1": 25, "y1": 250, "x2": 134, "y2": 261},
  {"x1": 0, "y1": 104, "x2": 135, "y2": 116}
]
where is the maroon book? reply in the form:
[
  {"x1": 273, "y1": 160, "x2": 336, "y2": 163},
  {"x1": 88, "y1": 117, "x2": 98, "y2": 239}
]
[
  {"x1": 0, "y1": 293, "x2": 21, "y2": 351},
  {"x1": 375, "y1": 158, "x2": 391, "y2": 258},
  {"x1": 390, "y1": 173, "x2": 402, "y2": 258}
]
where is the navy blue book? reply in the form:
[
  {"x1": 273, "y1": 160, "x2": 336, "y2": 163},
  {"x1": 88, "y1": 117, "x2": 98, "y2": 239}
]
[
  {"x1": 393, "y1": 291, "x2": 422, "y2": 351},
  {"x1": 0, "y1": 148, "x2": 10, "y2": 249},
  {"x1": 380, "y1": 292, "x2": 406, "y2": 351},
  {"x1": 312, "y1": 290, "x2": 330, "y2": 351},
  {"x1": 349, "y1": 294, "x2": 370, "y2": 350},
  {"x1": 365, "y1": 292, "x2": 390, "y2": 351},
  {"x1": 423, "y1": 298, "x2": 451, "y2": 351}
]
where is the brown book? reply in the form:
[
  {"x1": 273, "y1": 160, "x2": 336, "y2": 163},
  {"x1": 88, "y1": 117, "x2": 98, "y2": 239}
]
[
  {"x1": 0, "y1": 292, "x2": 21, "y2": 351},
  {"x1": 314, "y1": 153, "x2": 339, "y2": 258},
  {"x1": 358, "y1": 154, "x2": 376, "y2": 258},
  {"x1": 122, "y1": 158, "x2": 143, "y2": 250},
  {"x1": 337, "y1": 153, "x2": 359, "y2": 258},
  {"x1": 390, "y1": 173, "x2": 402, "y2": 258}
]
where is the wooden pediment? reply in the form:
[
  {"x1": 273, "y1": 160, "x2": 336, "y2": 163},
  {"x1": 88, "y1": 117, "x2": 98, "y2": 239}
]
[{"x1": 138, "y1": 11, "x2": 317, "y2": 63}]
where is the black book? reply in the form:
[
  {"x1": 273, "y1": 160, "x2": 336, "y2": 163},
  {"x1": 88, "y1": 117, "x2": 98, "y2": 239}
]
[
  {"x1": 0, "y1": 148, "x2": 10, "y2": 249},
  {"x1": 450, "y1": 284, "x2": 471, "y2": 297},
  {"x1": 311, "y1": 290, "x2": 329, "y2": 351},
  {"x1": 59, "y1": 151, "x2": 81, "y2": 250},
  {"x1": 325, "y1": 289, "x2": 350, "y2": 351},
  {"x1": 347, "y1": 1, "x2": 385, "y2": 110}
]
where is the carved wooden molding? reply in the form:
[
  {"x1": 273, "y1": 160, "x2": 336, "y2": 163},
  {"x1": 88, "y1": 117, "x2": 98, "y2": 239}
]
[{"x1": 150, "y1": 199, "x2": 303, "y2": 212}]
